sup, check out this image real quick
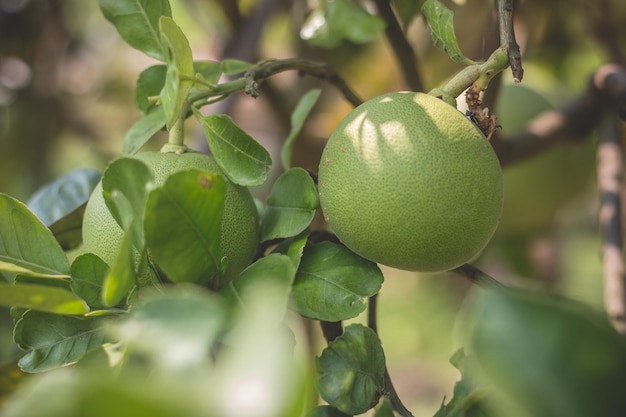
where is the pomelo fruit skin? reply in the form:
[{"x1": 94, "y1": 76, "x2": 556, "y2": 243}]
[
  {"x1": 318, "y1": 92, "x2": 503, "y2": 272},
  {"x1": 82, "y1": 150, "x2": 259, "y2": 288}
]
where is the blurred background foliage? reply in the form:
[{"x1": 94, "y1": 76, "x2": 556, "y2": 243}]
[{"x1": 1, "y1": 0, "x2": 625, "y2": 415}]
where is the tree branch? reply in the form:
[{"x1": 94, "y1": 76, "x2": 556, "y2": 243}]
[
  {"x1": 597, "y1": 114, "x2": 626, "y2": 334},
  {"x1": 491, "y1": 64, "x2": 626, "y2": 167},
  {"x1": 372, "y1": 0, "x2": 424, "y2": 92},
  {"x1": 497, "y1": 0, "x2": 523, "y2": 82},
  {"x1": 453, "y1": 263, "x2": 506, "y2": 290}
]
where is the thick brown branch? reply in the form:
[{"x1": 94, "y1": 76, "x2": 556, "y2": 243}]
[
  {"x1": 497, "y1": 0, "x2": 523, "y2": 82},
  {"x1": 372, "y1": 0, "x2": 424, "y2": 92},
  {"x1": 597, "y1": 114, "x2": 626, "y2": 333},
  {"x1": 491, "y1": 64, "x2": 626, "y2": 167}
]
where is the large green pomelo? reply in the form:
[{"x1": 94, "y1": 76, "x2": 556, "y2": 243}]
[
  {"x1": 318, "y1": 92, "x2": 503, "y2": 272},
  {"x1": 82, "y1": 150, "x2": 259, "y2": 287}
]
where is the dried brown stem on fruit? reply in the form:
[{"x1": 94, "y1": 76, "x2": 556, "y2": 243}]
[{"x1": 465, "y1": 84, "x2": 499, "y2": 140}]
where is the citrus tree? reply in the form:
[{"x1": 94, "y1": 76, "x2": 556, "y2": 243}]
[{"x1": 1, "y1": 0, "x2": 626, "y2": 416}]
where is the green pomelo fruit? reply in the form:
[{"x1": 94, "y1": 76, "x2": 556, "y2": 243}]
[
  {"x1": 496, "y1": 84, "x2": 595, "y2": 234},
  {"x1": 318, "y1": 92, "x2": 503, "y2": 272},
  {"x1": 82, "y1": 150, "x2": 259, "y2": 287}
]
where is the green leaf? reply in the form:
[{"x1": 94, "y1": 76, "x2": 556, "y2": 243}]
[
  {"x1": 0, "y1": 193, "x2": 70, "y2": 278},
  {"x1": 373, "y1": 397, "x2": 395, "y2": 417},
  {"x1": 467, "y1": 288, "x2": 626, "y2": 417},
  {"x1": 101, "y1": 228, "x2": 137, "y2": 307},
  {"x1": 70, "y1": 253, "x2": 110, "y2": 309},
  {"x1": 421, "y1": 0, "x2": 475, "y2": 65},
  {"x1": 201, "y1": 114, "x2": 272, "y2": 186},
  {"x1": 0, "y1": 282, "x2": 88, "y2": 315},
  {"x1": 261, "y1": 168, "x2": 319, "y2": 242},
  {"x1": 307, "y1": 405, "x2": 351, "y2": 417},
  {"x1": 48, "y1": 204, "x2": 87, "y2": 251},
  {"x1": 300, "y1": 0, "x2": 386, "y2": 48},
  {"x1": 144, "y1": 170, "x2": 226, "y2": 284},
  {"x1": 14, "y1": 311, "x2": 108, "y2": 372},
  {"x1": 291, "y1": 242, "x2": 383, "y2": 321},
  {"x1": 282, "y1": 88, "x2": 322, "y2": 170},
  {"x1": 392, "y1": 0, "x2": 426, "y2": 29},
  {"x1": 27, "y1": 168, "x2": 101, "y2": 227},
  {"x1": 316, "y1": 324, "x2": 385, "y2": 415},
  {"x1": 192, "y1": 61, "x2": 222, "y2": 86},
  {"x1": 271, "y1": 229, "x2": 310, "y2": 270},
  {"x1": 221, "y1": 253, "x2": 296, "y2": 323},
  {"x1": 159, "y1": 16, "x2": 195, "y2": 129},
  {"x1": 98, "y1": 0, "x2": 171, "y2": 61},
  {"x1": 111, "y1": 288, "x2": 227, "y2": 370},
  {"x1": 220, "y1": 58, "x2": 255, "y2": 75},
  {"x1": 122, "y1": 107, "x2": 167, "y2": 155}
]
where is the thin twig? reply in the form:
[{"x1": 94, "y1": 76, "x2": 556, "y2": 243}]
[
  {"x1": 368, "y1": 294, "x2": 415, "y2": 417},
  {"x1": 372, "y1": 0, "x2": 424, "y2": 92},
  {"x1": 597, "y1": 114, "x2": 626, "y2": 334},
  {"x1": 453, "y1": 263, "x2": 506, "y2": 290},
  {"x1": 497, "y1": 0, "x2": 523, "y2": 83}
]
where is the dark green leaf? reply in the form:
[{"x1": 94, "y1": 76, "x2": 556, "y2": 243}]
[
  {"x1": 307, "y1": 405, "x2": 351, "y2": 417},
  {"x1": 101, "y1": 228, "x2": 137, "y2": 307},
  {"x1": 222, "y1": 253, "x2": 296, "y2": 323},
  {"x1": 0, "y1": 193, "x2": 70, "y2": 278},
  {"x1": 26, "y1": 168, "x2": 100, "y2": 227},
  {"x1": 467, "y1": 288, "x2": 626, "y2": 417},
  {"x1": 144, "y1": 170, "x2": 226, "y2": 284},
  {"x1": 14, "y1": 311, "x2": 108, "y2": 372},
  {"x1": 201, "y1": 114, "x2": 272, "y2": 186},
  {"x1": 300, "y1": 0, "x2": 386, "y2": 48},
  {"x1": 220, "y1": 58, "x2": 255, "y2": 75},
  {"x1": 392, "y1": 0, "x2": 426, "y2": 29},
  {"x1": 70, "y1": 253, "x2": 110, "y2": 309},
  {"x1": 421, "y1": 0, "x2": 475, "y2": 65},
  {"x1": 159, "y1": 16, "x2": 195, "y2": 128},
  {"x1": 122, "y1": 107, "x2": 167, "y2": 155},
  {"x1": 48, "y1": 204, "x2": 86, "y2": 250},
  {"x1": 261, "y1": 168, "x2": 319, "y2": 242},
  {"x1": 291, "y1": 242, "x2": 383, "y2": 321},
  {"x1": 98, "y1": 0, "x2": 171, "y2": 61},
  {"x1": 316, "y1": 324, "x2": 385, "y2": 415},
  {"x1": 0, "y1": 282, "x2": 88, "y2": 315},
  {"x1": 282, "y1": 89, "x2": 322, "y2": 170}
]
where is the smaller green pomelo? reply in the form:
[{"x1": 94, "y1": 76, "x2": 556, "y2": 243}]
[
  {"x1": 82, "y1": 150, "x2": 259, "y2": 287},
  {"x1": 318, "y1": 92, "x2": 503, "y2": 272}
]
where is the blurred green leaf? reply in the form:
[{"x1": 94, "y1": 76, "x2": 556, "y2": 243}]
[
  {"x1": 145, "y1": 170, "x2": 226, "y2": 284},
  {"x1": 27, "y1": 168, "x2": 100, "y2": 227},
  {"x1": 300, "y1": 0, "x2": 385, "y2": 48},
  {"x1": 70, "y1": 253, "x2": 110, "y2": 309},
  {"x1": 316, "y1": 324, "x2": 385, "y2": 415},
  {"x1": 291, "y1": 242, "x2": 383, "y2": 321},
  {"x1": 220, "y1": 58, "x2": 255, "y2": 75},
  {"x1": 159, "y1": 16, "x2": 194, "y2": 128},
  {"x1": 111, "y1": 288, "x2": 227, "y2": 370},
  {"x1": 0, "y1": 193, "x2": 70, "y2": 279},
  {"x1": 468, "y1": 288, "x2": 626, "y2": 417},
  {"x1": 14, "y1": 311, "x2": 108, "y2": 372},
  {"x1": 201, "y1": 114, "x2": 272, "y2": 186},
  {"x1": 101, "y1": 228, "x2": 136, "y2": 307},
  {"x1": 122, "y1": 107, "x2": 167, "y2": 155},
  {"x1": 98, "y1": 0, "x2": 171, "y2": 61},
  {"x1": 282, "y1": 88, "x2": 322, "y2": 170},
  {"x1": 261, "y1": 168, "x2": 319, "y2": 242},
  {"x1": 48, "y1": 204, "x2": 87, "y2": 251},
  {"x1": 421, "y1": 0, "x2": 475, "y2": 65},
  {"x1": 0, "y1": 282, "x2": 88, "y2": 315},
  {"x1": 102, "y1": 157, "x2": 154, "y2": 253}
]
